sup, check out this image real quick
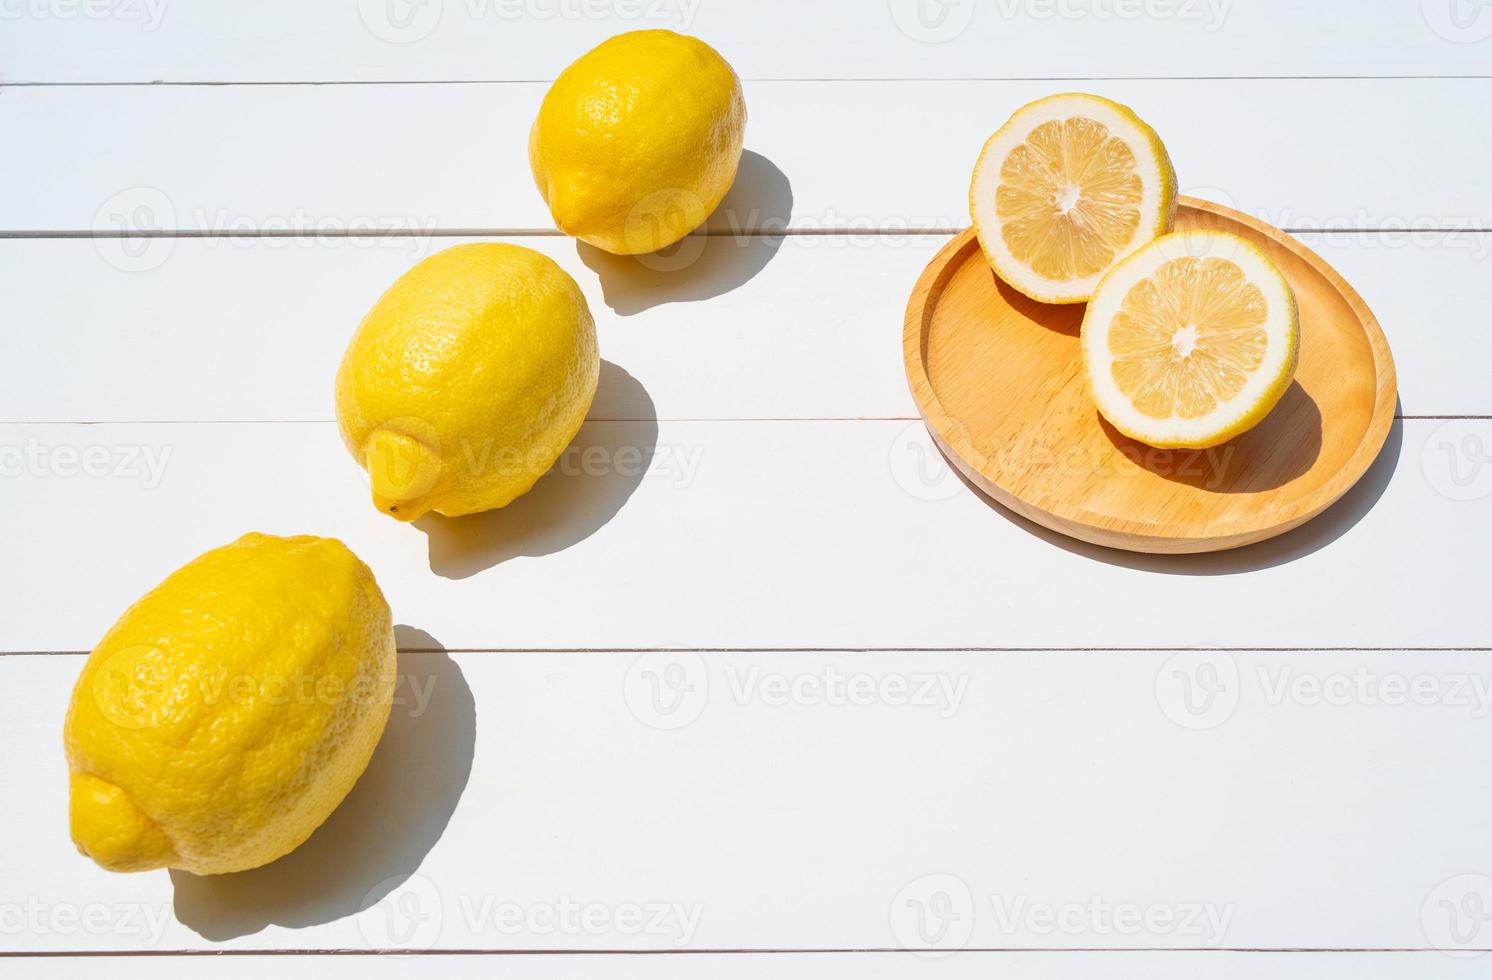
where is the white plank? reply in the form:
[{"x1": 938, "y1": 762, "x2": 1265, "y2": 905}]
[
  {"x1": 5, "y1": 953, "x2": 1492, "y2": 978},
  {"x1": 0, "y1": 235, "x2": 926, "y2": 424},
  {"x1": 8, "y1": 649, "x2": 1492, "y2": 953},
  {"x1": 4, "y1": 231, "x2": 1487, "y2": 423},
  {"x1": 4, "y1": 80, "x2": 1490, "y2": 234},
  {"x1": 0, "y1": 419, "x2": 1487, "y2": 652},
  {"x1": 2, "y1": 2, "x2": 1488, "y2": 83}
]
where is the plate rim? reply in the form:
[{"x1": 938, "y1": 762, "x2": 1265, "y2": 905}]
[{"x1": 901, "y1": 195, "x2": 1400, "y2": 554}]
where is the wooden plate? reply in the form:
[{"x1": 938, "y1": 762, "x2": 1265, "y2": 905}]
[{"x1": 902, "y1": 197, "x2": 1397, "y2": 554}]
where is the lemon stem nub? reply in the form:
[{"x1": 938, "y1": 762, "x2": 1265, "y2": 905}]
[
  {"x1": 364, "y1": 429, "x2": 440, "y2": 523},
  {"x1": 70, "y1": 772, "x2": 178, "y2": 872}
]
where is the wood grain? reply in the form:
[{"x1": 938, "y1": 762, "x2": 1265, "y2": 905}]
[{"x1": 903, "y1": 198, "x2": 1398, "y2": 554}]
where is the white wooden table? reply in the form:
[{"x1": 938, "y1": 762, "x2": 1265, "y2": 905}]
[{"x1": 4, "y1": 2, "x2": 1492, "y2": 975}]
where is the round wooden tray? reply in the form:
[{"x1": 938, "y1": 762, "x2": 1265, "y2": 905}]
[{"x1": 902, "y1": 197, "x2": 1398, "y2": 554}]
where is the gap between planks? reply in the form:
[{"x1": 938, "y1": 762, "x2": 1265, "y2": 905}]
[
  {"x1": 2, "y1": 228, "x2": 1489, "y2": 239},
  {"x1": 4, "y1": 945, "x2": 1491, "y2": 957},
  {"x1": 5, "y1": 647, "x2": 1491, "y2": 657},
  {"x1": 4, "y1": 75, "x2": 1492, "y2": 87}
]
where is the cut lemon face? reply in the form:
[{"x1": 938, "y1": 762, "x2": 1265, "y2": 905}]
[
  {"x1": 970, "y1": 93, "x2": 1177, "y2": 304},
  {"x1": 1081, "y1": 230, "x2": 1300, "y2": 449}
]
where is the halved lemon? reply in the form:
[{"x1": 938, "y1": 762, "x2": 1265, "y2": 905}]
[
  {"x1": 1081, "y1": 230, "x2": 1300, "y2": 449},
  {"x1": 970, "y1": 93, "x2": 1177, "y2": 304}
]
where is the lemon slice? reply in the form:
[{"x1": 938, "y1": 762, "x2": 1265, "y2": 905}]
[
  {"x1": 969, "y1": 93, "x2": 1177, "y2": 304},
  {"x1": 1081, "y1": 230, "x2": 1300, "y2": 449}
]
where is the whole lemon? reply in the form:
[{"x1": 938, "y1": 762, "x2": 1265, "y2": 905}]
[
  {"x1": 335, "y1": 243, "x2": 598, "y2": 522},
  {"x1": 529, "y1": 30, "x2": 747, "y2": 255},
  {"x1": 63, "y1": 533, "x2": 396, "y2": 875}
]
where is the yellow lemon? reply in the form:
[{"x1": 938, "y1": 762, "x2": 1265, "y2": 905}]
[
  {"x1": 64, "y1": 533, "x2": 396, "y2": 875},
  {"x1": 970, "y1": 92, "x2": 1177, "y2": 304},
  {"x1": 529, "y1": 29, "x2": 747, "y2": 255},
  {"x1": 1081, "y1": 230, "x2": 1300, "y2": 449},
  {"x1": 335, "y1": 243, "x2": 599, "y2": 522}
]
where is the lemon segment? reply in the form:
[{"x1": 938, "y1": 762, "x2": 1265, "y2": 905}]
[
  {"x1": 1081, "y1": 230, "x2": 1300, "y2": 449},
  {"x1": 970, "y1": 93, "x2": 1177, "y2": 304},
  {"x1": 63, "y1": 533, "x2": 396, "y2": 875},
  {"x1": 529, "y1": 30, "x2": 746, "y2": 255}
]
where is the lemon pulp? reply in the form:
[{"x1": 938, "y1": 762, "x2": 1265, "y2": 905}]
[
  {"x1": 1109, "y1": 255, "x2": 1269, "y2": 420},
  {"x1": 997, "y1": 117, "x2": 1144, "y2": 282}
]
